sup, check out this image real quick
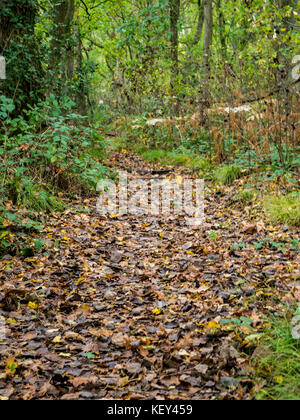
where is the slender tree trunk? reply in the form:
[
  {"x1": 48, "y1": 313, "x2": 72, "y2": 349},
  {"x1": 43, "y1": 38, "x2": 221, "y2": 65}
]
[
  {"x1": 170, "y1": 0, "x2": 180, "y2": 116},
  {"x1": 199, "y1": 0, "x2": 213, "y2": 118},
  {"x1": 193, "y1": 0, "x2": 204, "y2": 45},
  {"x1": 216, "y1": 0, "x2": 227, "y2": 62},
  {"x1": 75, "y1": 26, "x2": 87, "y2": 115},
  {"x1": 273, "y1": 0, "x2": 296, "y2": 103},
  {"x1": 202, "y1": 0, "x2": 213, "y2": 80}
]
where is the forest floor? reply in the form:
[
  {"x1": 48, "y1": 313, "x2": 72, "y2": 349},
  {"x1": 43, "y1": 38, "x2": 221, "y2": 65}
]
[{"x1": 0, "y1": 150, "x2": 299, "y2": 400}]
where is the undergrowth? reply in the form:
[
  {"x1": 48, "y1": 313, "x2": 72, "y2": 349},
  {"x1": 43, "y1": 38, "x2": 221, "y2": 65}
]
[
  {"x1": 213, "y1": 165, "x2": 243, "y2": 185},
  {"x1": 264, "y1": 192, "x2": 300, "y2": 227},
  {"x1": 0, "y1": 95, "x2": 109, "y2": 257},
  {"x1": 253, "y1": 307, "x2": 300, "y2": 400}
]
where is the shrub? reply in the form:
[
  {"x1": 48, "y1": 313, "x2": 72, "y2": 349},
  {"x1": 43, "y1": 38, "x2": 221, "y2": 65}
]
[{"x1": 6, "y1": 178, "x2": 65, "y2": 213}]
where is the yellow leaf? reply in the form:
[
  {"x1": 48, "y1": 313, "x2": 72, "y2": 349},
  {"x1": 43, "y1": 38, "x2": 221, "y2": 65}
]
[
  {"x1": 274, "y1": 376, "x2": 283, "y2": 384},
  {"x1": 6, "y1": 358, "x2": 18, "y2": 375},
  {"x1": 76, "y1": 277, "x2": 85, "y2": 285},
  {"x1": 6, "y1": 318, "x2": 17, "y2": 325},
  {"x1": 28, "y1": 301, "x2": 38, "y2": 310},
  {"x1": 59, "y1": 353, "x2": 72, "y2": 358},
  {"x1": 52, "y1": 336, "x2": 61, "y2": 344},
  {"x1": 176, "y1": 176, "x2": 183, "y2": 185},
  {"x1": 119, "y1": 376, "x2": 129, "y2": 387},
  {"x1": 207, "y1": 321, "x2": 221, "y2": 330},
  {"x1": 152, "y1": 307, "x2": 162, "y2": 315},
  {"x1": 80, "y1": 304, "x2": 91, "y2": 312}
]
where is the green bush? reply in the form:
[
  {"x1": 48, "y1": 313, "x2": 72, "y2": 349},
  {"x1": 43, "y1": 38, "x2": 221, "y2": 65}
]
[
  {"x1": 0, "y1": 95, "x2": 109, "y2": 193},
  {"x1": 0, "y1": 94, "x2": 109, "y2": 256}
]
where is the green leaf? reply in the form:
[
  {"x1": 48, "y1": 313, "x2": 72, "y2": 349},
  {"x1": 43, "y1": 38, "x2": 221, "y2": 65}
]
[{"x1": 84, "y1": 352, "x2": 96, "y2": 359}]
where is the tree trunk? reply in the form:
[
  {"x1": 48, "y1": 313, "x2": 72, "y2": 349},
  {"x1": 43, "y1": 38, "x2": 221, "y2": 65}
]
[
  {"x1": 170, "y1": 0, "x2": 180, "y2": 116},
  {"x1": 273, "y1": 0, "x2": 297, "y2": 102},
  {"x1": 202, "y1": 0, "x2": 213, "y2": 80},
  {"x1": 49, "y1": 0, "x2": 75, "y2": 89},
  {"x1": 216, "y1": 0, "x2": 227, "y2": 62},
  {"x1": 193, "y1": 0, "x2": 204, "y2": 45},
  {"x1": 75, "y1": 26, "x2": 87, "y2": 115}
]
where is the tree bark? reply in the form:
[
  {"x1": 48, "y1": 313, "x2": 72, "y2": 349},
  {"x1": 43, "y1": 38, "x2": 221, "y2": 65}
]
[
  {"x1": 75, "y1": 26, "x2": 87, "y2": 115},
  {"x1": 170, "y1": 0, "x2": 180, "y2": 116},
  {"x1": 193, "y1": 0, "x2": 204, "y2": 45},
  {"x1": 202, "y1": 0, "x2": 213, "y2": 80},
  {"x1": 216, "y1": 0, "x2": 227, "y2": 62},
  {"x1": 49, "y1": 0, "x2": 75, "y2": 87}
]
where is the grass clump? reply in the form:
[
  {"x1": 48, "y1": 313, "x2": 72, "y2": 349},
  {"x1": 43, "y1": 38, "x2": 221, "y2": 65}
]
[
  {"x1": 253, "y1": 309, "x2": 300, "y2": 400},
  {"x1": 141, "y1": 149, "x2": 168, "y2": 163},
  {"x1": 236, "y1": 189, "x2": 256, "y2": 203},
  {"x1": 189, "y1": 157, "x2": 212, "y2": 172},
  {"x1": 213, "y1": 165, "x2": 243, "y2": 185},
  {"x1": 168, "y1": 152, "x2": 190, "y2": 166},
  {"x1": 7, "y1": 178, "x2": 65, "y2": 213},
  {"x1": 264, "y1": 192, "x2": 300, "y2": 227},
  {"x1": 135, "y1": 146, "x2": 213, "y2": 173},
  {"x1": 107, "y1": 137, "x2": 128, "y2": 152},
  {"x1": 138, "y1": 149, "x2": 190, "y2": 166}
]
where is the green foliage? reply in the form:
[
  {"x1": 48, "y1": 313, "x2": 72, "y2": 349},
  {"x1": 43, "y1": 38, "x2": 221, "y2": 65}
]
[
  {"x1": 0, "y1": 95, "x2": 109, "y2": 256},
  {"x1": 189, "y1": 157, "x2": 212, "y2": 172},
  {"x1": 0, "y1": 0, "x2": 44, "y2": 112},
  {"x1": 0, "y1": 203, "x2": 43, "y2": 257},
  {"x1": 133, "y1": 146, "x2": 212, "y2": 174},
  {"x1": 140, "y1": 149, "x2": 168, "y2": 164},
  {"x1": 209, "y1": 230, "x2": 219, "y2": 241},
  {"x1": 264, "y1": 193, "x2": 300, "y2": 227},
  {"x1": 253, "y1": 237, "x2": 299, "y2": 252},
  {"x1": 253, "y1": 311, "x2": 300, "y2": 401},
  {"x1": 0, "y1": 95, "x2": 108, "y2": 193},
  {"x1": 213, "y1": 165, "x2": 243, "y2": 185},
  {"x1": 221, "y1": 317, "x2": 254, "y2": 330},
  {"x1": 236, "y1": 189, "x2": 256, "y2": 203},
  {"x1": 6, "y1": 178, "x2": 65, "y2": 213},
  {"x1": 231, "y1": 242, "x2": 246, "y2": 251}
]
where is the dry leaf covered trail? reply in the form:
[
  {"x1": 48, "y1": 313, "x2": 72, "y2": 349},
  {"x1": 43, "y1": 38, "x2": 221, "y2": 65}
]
[{"x1": 0, "y1": 151, "x2": 299, "y2": 400}]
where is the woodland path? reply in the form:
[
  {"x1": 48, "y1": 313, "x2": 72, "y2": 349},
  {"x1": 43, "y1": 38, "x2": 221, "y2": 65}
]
[{"x1": 0, "y1": 150, "x2": 299, "y2": 400}]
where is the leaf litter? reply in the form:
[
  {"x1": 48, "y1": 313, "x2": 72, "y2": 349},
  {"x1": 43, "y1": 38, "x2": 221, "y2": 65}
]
[{"x1": 0, "y1": 150, "x2": 299, "y2": 400}]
